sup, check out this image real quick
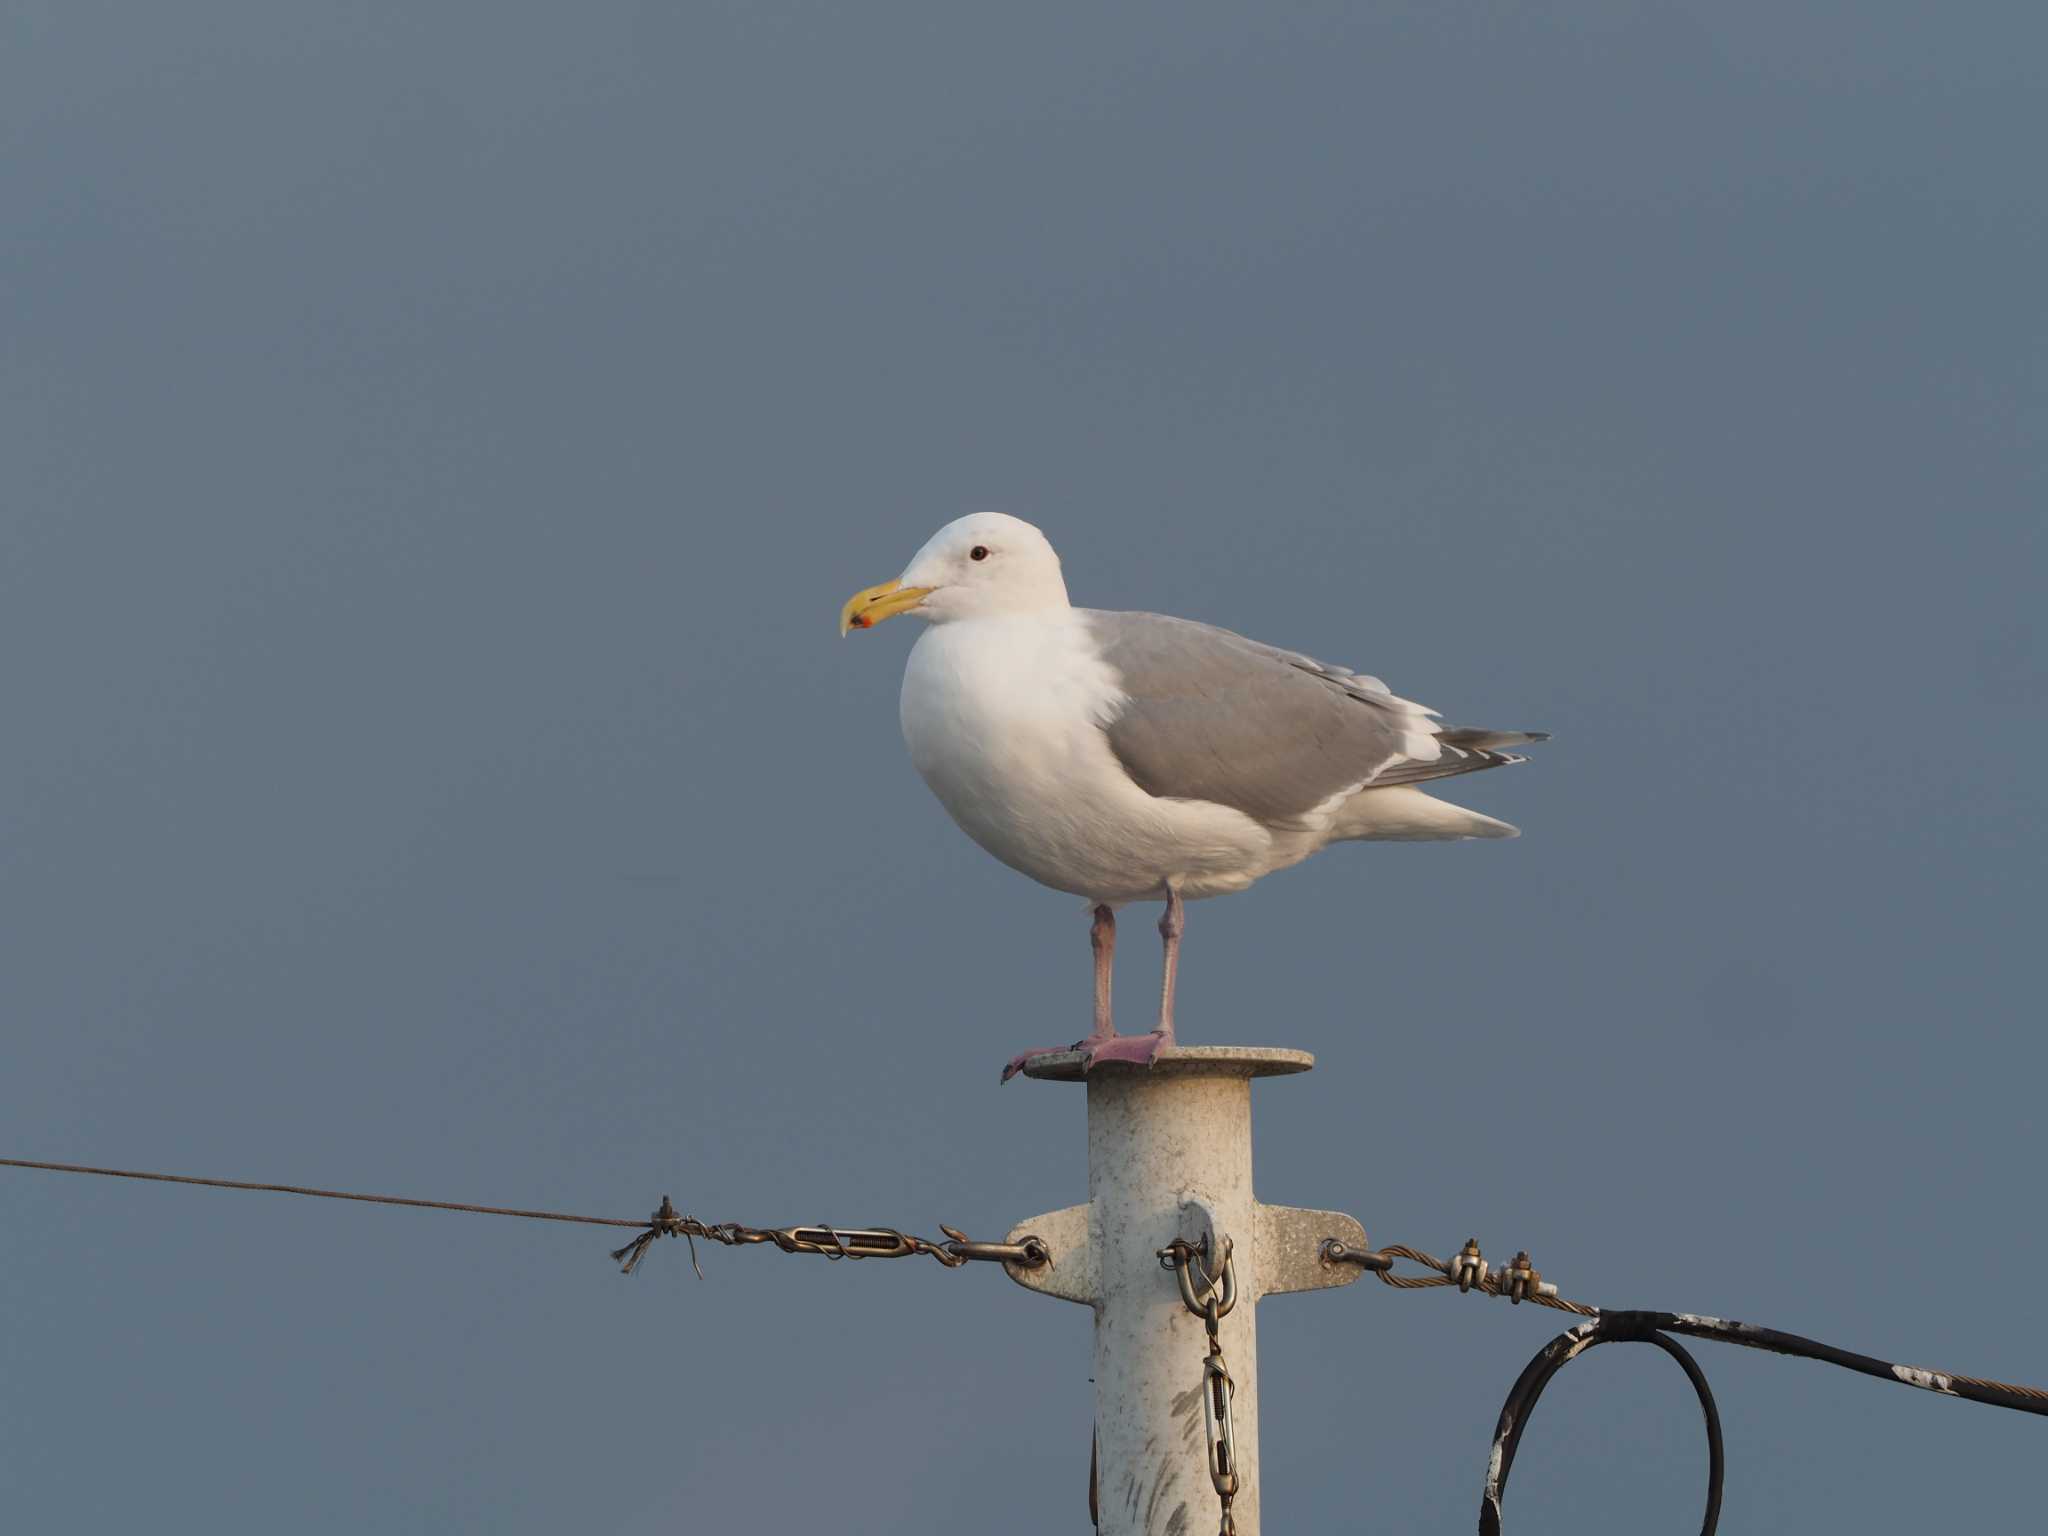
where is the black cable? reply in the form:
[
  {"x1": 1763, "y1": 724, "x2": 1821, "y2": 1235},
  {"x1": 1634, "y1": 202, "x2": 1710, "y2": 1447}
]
[
  {"x1": 1480, "y1": 1315, "x2": 1723, "y2": 1536},
  {"x1": 1619, "y1": 1310, "x2": 2048, "y2": 1418},
  {"x1": 1480, "y1": 1304, "x2": 2048, "y2": 1532}
]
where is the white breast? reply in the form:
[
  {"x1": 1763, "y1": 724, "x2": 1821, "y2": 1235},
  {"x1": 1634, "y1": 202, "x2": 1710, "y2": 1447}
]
[{"x1": 898, "y1": 614, "x2": 1274, "y2": 902}]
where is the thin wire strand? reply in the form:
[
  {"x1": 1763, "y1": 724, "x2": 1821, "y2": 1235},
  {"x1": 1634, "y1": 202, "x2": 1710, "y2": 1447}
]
[
  {"x1": 0, "y1": 1157, "x2": 647, "y2": 1227},
  {"x1": 0, "y1": 1157, "x2": 1043, "y2": 1278}
]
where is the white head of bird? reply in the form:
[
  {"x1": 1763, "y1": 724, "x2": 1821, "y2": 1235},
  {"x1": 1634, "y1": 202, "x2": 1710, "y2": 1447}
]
[{"x1": 840, "y1": 512, "x2": 1071, "y2": 634}]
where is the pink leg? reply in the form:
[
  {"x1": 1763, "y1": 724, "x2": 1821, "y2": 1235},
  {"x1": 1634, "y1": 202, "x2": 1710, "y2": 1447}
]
[
  {"x1": 1058, "y1": 886, "x2": 1183, "y2": 1073},
  {"x1": 1000, "y1": 905, "x2": 1120, "y2": 1082},
  {"x1": 1157, "y1": 884, "x2": 1183, "y2": 1039},
  {"x1": 1090, "y1": 902, "x2": 1115, "y2": 1036}
]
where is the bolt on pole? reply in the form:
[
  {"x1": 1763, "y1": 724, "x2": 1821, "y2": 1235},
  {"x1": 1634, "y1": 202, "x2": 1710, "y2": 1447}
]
[{"x1": 1002, "y1": 1046, "x2": 1369, "y2": 1536}]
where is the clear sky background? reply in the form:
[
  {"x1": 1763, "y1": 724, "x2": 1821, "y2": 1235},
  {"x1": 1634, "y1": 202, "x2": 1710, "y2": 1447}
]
[{"x1": 4, "y1": 4, "x2": 2042, "y2": 1531}]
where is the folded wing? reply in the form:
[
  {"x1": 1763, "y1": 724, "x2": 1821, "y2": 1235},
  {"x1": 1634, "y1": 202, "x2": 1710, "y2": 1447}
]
[{"x1": 1081, "y1": 609, "x2": 1544, "y2": 825}]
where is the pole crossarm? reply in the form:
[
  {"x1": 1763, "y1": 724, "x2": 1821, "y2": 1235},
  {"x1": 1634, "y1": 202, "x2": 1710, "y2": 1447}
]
[{"x1": 1006, "y1": 1199, "x2": 1371, "y2": 1309}]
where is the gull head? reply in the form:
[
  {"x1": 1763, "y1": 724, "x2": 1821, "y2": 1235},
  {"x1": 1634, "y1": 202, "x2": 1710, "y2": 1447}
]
[{"x1": 840, "y1": 512, "x2": 1071, "y2": 635}]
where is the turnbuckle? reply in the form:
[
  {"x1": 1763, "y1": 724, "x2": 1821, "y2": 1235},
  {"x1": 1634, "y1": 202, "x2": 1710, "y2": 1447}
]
[
  {"x1": 1159, "y1": 1235, "x2": 1242, "y2": 1531},
  {"x1": 1202, "y1": 1349, "x2": 1240, "y2": 1500}
]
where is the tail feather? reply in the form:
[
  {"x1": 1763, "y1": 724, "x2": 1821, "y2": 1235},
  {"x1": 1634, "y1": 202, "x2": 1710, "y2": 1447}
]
[
  {"x1": 1335, "y1": 784, "x2": 1521, "y2": 842},
  {"x1": 1366, "y1": 726, "x2": 1549, "y2": 790},
  {"x1": 1439, "y1": 727, "x2": 1551, "y2": 752}
]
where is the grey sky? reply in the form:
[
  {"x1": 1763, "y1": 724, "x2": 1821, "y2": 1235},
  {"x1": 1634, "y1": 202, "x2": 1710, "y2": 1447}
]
[{"x1": 3, "y1": 3, "x2": 2042, "y2": 1531}]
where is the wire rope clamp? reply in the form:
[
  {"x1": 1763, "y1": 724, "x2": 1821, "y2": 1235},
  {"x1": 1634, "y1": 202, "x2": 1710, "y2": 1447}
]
[
  {"x1": 1499, "y1": 1251, "x2": 1539, "y2": 1304},
  {"x1": 1451, "y1": 1237, "x2": 1489, "y2": 1293}
]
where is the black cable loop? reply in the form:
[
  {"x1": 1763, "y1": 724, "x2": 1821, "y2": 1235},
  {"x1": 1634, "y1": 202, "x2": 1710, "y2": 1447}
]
[{"x1": 1480, "y1": 1315, "x2": 1724, "y2": 1536}]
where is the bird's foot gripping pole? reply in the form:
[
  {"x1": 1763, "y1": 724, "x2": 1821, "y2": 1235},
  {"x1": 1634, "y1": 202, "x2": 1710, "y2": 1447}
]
[
  {"x1": 1002, "y1": 904, "x2": 1137, "y2": 1083},
  {"x1": 1000, "y1": 1029, "x2": 1174, "y2": 1084},
  {"x1": 1078, "y1": 1030, "x2": 1174, "y2": 1070},
  {"x1": 1001, "y1": 1045, "x2": 1368, "y2": 1536}
]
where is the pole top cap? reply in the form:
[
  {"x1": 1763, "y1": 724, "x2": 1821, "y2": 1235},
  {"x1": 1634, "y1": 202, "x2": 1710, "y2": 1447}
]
[{"x1": 1014, "y1": 1044, "x2": 1314, "y2": 1083}]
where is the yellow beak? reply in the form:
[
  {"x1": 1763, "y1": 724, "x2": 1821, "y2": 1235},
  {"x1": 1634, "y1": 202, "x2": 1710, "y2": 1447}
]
[{"x1": 840, "y1": 578, "x2": 934, "y2": 635}]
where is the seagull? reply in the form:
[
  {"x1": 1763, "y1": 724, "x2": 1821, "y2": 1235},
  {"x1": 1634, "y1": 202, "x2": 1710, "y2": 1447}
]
[{"x1": 841, "y1": 513, "x2": 1547, "y2": 1081}]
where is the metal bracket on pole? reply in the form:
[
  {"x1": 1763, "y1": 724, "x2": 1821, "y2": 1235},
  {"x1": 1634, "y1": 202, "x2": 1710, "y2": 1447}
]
[
  {"x1": 1001, "y1": 1044, "x2": 1368, "y2": 1536},
  {"x1": 1007, "y1": 1200, "x2": 1369, "y2": 1305},
  {"x1": 1005, "y1": 1201, "x2": 1093, "y2": 1302}
]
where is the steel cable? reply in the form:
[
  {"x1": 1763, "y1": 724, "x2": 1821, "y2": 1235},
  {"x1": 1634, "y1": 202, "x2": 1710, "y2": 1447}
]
[{"x1": 0, "y1": 1157, "x2": 1044, "y2": 1276}]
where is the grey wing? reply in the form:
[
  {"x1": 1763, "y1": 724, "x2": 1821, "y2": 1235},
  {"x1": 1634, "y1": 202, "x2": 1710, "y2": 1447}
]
[{"x1": 1081, "y1": 610, "x2": 1474, "y2": 824}]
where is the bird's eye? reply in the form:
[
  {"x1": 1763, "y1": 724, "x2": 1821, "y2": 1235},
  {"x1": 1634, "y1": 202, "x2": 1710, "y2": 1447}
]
[{"x1": 970, "y1": 545, "x2": 990, "y2": 561}]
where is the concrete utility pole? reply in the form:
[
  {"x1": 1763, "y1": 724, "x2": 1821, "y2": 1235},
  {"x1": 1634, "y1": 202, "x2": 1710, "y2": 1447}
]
[{"x1": 1002, "y1": 1046, "x2": 1368, "y2": 1536}]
